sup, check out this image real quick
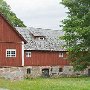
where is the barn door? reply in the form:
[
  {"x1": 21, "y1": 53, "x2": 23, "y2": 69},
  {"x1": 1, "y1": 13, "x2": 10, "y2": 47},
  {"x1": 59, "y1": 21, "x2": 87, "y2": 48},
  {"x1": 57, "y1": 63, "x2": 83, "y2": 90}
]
[
  {"x1": 42, "y1": 69, "x2": 49, "y2": 77},
  {"x1": 88, "y1": 69, "x2": 90, "y2": 76}
]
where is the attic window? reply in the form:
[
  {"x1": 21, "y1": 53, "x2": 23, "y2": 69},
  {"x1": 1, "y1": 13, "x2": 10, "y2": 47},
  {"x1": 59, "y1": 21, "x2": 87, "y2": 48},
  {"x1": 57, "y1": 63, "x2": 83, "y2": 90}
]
[
  {"x1": 26, "y1": 52, "x2": 31, "y2": 57},
  {"x1": 39, "y1": 37, "x2": 45, "y2": 40},
  {"x1": 59, "y1": 52, "x2": 63, "y2": 57}
]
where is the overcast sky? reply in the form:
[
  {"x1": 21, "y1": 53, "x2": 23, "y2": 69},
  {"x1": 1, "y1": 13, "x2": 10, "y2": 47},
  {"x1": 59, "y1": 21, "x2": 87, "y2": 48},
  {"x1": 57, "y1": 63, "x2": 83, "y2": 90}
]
[{"x1": 5, "y1": 0, "x2": 68, "y2": 30}]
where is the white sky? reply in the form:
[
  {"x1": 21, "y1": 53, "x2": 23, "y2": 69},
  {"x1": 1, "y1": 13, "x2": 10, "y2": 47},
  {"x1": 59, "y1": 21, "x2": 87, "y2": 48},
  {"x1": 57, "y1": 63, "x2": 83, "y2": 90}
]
[{"x1": 5, "y1": 0, "x2": 68, "y2": 30}]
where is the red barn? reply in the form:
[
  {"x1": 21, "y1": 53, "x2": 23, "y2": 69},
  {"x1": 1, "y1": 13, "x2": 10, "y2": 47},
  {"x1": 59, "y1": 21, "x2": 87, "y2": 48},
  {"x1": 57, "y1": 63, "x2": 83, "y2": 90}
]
[
  {"x1": 0, "y1": 13, "x2": 27, "y2": 67},
  {"x1": 1, "y1": 13, "x2": 87, "y2": 78},
  {"x1": 18, "y1": 28, "x2": 68, "y2": 66},
  {"x1": 16, "y1": 27, "x2": 71, "y2": 77}
]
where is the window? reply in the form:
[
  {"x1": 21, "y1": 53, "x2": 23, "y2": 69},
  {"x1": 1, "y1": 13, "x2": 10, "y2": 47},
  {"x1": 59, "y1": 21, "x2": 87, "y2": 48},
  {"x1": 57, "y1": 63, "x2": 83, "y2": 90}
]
[
  {"x1": 27, "y1": 68, "x2": 31, "y2": 74},
  {"x1": 6, "y1": 49, "x2": 16, "y2": 57},
  {"x1": 59, "y1": 68, "x2": 63, "y2": 72},
  {"x1": 59, "y1": 52, "x2": 63, "y2": 57},
  {"x1": 39, "y1": 37, "x2": 45, "y2": 40},
  {"x1": 26, "y1": 52, "x2": 31, "y2": 57},
  {"x1": 51, "y1": 68, "x2": 52, "y2": 72}
]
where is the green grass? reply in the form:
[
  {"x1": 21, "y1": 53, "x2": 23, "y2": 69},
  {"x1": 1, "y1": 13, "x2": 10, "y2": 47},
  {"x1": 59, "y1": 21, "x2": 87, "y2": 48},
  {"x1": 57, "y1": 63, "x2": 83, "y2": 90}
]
[{"x1": 0, "y1": 77, "x2": 90, "y2": 90}]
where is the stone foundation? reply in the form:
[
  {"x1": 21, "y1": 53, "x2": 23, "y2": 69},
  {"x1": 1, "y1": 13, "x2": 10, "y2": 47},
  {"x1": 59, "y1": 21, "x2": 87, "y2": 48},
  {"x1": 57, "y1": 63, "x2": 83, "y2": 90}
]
[
  {"x1": 0, "y1": 66, "x2": 89, "y2": 80},
  {"x1": 0, "y1": 67, "x2": 25, "y2": 80}
]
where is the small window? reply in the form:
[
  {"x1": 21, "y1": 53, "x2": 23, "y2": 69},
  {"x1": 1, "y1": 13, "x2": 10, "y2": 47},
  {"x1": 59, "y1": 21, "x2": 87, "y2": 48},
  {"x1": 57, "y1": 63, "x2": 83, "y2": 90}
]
[
  {"x1": 27, "y1": 68, "x2": 31, "y2": 74},
  {"x1": 51, "y1": 68, "x2": 52, "y2": 72},
  {"x1": 59, "y1": 68, "x2": 63, "y2": 72},
  {"x1": 6, "y1": 49, "x2": 16, "y2": 57},
  {"x1": 59, "y1": 52, "x2": 63, "y2": 57},
  {"x1": 39, "y1": 37, "x2": 45, "y2": 40},
  {"x1": 26, "y1": 52, "x2": 31, "y2": 57}
]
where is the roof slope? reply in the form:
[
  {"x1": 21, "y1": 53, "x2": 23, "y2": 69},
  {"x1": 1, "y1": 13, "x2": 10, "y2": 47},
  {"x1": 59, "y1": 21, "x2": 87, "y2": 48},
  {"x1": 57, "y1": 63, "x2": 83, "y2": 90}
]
[{"x1": 16, "y1": 27, "x2": 66, "y2": 51}]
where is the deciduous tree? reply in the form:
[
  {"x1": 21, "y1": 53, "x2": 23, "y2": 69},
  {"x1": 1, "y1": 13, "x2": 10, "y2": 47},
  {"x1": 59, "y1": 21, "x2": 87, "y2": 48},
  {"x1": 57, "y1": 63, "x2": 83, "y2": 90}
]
[
  {"x1": 0, "y1": 0, "x2": 26, "y2": 27},
  {"x1": 61, "y1": 0, "x2": 90, "y2": 70}
]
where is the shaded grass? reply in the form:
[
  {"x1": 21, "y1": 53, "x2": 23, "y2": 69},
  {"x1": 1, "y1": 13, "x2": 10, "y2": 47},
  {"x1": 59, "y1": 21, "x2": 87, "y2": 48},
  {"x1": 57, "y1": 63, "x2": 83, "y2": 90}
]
[{"x1": 0, "y1": 77, "x2": 90, "y2": 90}]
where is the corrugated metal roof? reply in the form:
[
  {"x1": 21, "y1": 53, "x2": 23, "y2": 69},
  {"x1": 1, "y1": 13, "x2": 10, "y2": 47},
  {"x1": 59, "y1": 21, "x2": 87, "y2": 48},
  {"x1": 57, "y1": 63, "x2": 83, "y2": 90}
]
[{"x1": 16, "y1": 27, "x2": 66, "y2": 51}]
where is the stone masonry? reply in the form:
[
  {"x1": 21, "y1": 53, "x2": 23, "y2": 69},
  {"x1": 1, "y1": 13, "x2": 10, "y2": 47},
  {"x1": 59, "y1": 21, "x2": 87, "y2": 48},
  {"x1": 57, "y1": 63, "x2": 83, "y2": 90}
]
[{"x1": 0, "y1": 66, "x2": 89, "y2": 80}]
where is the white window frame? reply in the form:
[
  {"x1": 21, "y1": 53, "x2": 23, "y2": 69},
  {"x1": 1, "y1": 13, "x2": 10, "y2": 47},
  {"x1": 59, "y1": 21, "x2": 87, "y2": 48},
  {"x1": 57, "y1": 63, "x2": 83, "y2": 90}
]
[
  {"x1": 26, "y1": 52, "x2": 31, "y2": 57},
  {"x1": 6, "y1": 49, "x2": 16, "y2": 57},
  {"x1": 39, "y1": 37, "x2": 45, "y2": 40},
  {"x1": 59, "y1": 52, "x2": 63, "y2": 57}
]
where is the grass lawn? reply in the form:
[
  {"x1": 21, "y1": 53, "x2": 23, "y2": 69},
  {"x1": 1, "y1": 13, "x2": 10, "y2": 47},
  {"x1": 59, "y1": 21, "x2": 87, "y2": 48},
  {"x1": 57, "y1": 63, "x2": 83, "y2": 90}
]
[{"x1": 0, "y1": 77, "x2": 90, "y2": 90}]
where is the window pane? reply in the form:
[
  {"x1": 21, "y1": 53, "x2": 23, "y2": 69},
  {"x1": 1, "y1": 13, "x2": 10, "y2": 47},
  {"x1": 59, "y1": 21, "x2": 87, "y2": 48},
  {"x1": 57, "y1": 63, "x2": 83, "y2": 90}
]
[
  {"x1": 7, "y1": 54, "x2": 11, "y2": 57},
  {"x1": 59, "y1": 68, "x2": 63, "y2": 72},
  {"x1": 27, "y1": 68, "x2": 31, "y2": 74},
  {"x1": 11, "y1": 54, "x2": 15, "y2": 57},
  {"x1": 7, "y1": 51, "x2": 10, "y2": 54},
  {"x1": 11, "y1": 51, "x2": 15, "y2": 54},
  {"x1": 6, "y1": 49, "x2": 16, "y2": 57},
  {"x1": 59, "y1": 53, "x2": 63, "y2": 57},
  {"x1": 26, "y1": 52, "x2": 31, "y2": 57}
]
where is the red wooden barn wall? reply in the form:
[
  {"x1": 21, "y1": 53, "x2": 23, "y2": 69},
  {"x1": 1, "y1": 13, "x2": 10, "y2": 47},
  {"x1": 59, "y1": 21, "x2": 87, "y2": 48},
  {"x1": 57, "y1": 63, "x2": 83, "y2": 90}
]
[
  {"x1": 0, "y1": 15, "x2": 23, "y2": 66},
  {"x1": 24, "y1": 51, "x2": 69, "y2": 66},
  {"x1": 0, "y1": 14, "x2": 69, "y2": 67}
]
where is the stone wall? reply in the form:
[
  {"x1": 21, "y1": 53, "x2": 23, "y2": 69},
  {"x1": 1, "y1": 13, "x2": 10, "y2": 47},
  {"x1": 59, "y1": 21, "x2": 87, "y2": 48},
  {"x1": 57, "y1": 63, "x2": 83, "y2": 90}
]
[
  {"x1": 0, "y1": 66, "x2": 89, "y2": 80},
  {"x1": 63, "y1": 66, "x2": 74, "y2": 75},
  {"x1": 27, "y1": 66, "x2": 89, "y2": 77},
  {"x1": 31, "y1": 66, "x2": 41, "y2": 77},
  {"x1": 26, "y1": 66, "x2": 88, "y2": 77},
  {"x1": 0, "y1": 67, "x2": 25, "y2": 80}
]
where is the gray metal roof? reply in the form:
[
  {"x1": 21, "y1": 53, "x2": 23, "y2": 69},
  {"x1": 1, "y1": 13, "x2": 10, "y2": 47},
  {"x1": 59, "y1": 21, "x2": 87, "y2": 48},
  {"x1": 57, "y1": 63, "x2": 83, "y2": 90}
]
[{"x1": 16, "y1": 27, "x2": 66, "y2": 51}]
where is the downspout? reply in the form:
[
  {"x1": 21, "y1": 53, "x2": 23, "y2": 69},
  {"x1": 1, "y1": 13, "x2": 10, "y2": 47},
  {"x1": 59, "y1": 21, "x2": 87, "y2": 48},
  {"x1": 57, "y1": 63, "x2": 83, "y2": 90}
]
[{"x1": 22, "y1": 41, "x2": 24, "y2": 66}]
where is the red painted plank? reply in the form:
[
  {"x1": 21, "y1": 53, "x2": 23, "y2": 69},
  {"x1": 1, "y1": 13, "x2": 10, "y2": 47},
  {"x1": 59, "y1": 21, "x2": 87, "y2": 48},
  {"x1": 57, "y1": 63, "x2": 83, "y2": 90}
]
[{"x1": 24, "y1": 51, "x2": 69, "y2": 66}]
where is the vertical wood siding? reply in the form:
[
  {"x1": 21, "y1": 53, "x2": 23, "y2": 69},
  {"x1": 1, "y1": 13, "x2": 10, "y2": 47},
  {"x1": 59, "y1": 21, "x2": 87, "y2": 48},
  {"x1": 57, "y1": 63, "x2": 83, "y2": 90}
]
[
  {"x1": 0, "y1": 16, "x2": 22, "y2": 42},
  {"x1": 0, "y1": 15, "x2": 23, "y2": 66},
  {"x1": 24, "y1": 51, "x2": 69, "y2": 66},
  {"x1": 0, "y1": 43, "x2": 22, "y2": 66}
]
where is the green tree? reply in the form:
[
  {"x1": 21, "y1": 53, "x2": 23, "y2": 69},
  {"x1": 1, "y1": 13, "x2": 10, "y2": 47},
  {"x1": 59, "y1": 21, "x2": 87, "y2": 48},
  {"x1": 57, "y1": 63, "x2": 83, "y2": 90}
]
[
  {"x1": 61, "y1": 0, "x2": 90, "y2": 71},
  {"x1": 0, "y1": 0, "x2": 26, "y2": 27}
]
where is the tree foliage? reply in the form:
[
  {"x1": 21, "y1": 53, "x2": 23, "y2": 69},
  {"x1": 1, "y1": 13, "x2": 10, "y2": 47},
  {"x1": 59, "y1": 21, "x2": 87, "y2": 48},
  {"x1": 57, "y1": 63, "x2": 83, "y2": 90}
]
[
  {"x1": 61, "y1": 0, "x2": 90, "y2": 71},
  {"x1": 0, "y1": 0, "x2": 26, "y2": 27}
]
